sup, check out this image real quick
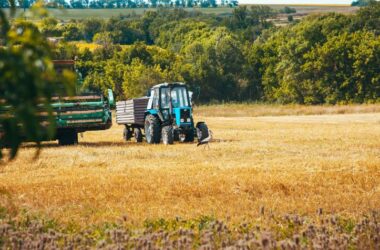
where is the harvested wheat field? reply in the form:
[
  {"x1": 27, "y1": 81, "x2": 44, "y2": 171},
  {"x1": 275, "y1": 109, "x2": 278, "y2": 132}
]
[{"x1": 0, "y1": 106, "x2": 380, "y2": 248}]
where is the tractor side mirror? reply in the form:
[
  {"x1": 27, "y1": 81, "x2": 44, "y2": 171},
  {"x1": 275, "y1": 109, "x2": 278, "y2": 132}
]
[
  {"x1": 189, "y1": 91, "x2": 194, "y2": 106},
  {"x1": 107, "y1": 89, "x2": 115, "y2": 108}
]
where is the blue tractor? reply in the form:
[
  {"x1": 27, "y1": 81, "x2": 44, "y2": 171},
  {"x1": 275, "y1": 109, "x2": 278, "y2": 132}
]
[
  {"x1": 144, "y1": 82, "x2": 209, "y2": 144},
  {"x1": 116, "y1": 82, "x2": 209, "y2": 145}
]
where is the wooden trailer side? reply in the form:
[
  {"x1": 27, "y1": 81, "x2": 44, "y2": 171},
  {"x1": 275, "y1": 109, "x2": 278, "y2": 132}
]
[{"x1": 116, "y1": 98, "x2": 149, "y2": 126}]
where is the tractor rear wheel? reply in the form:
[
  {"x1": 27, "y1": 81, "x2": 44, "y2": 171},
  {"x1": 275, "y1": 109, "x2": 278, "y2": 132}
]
[
  {"x1": 145, "y1": 115, "x2": 161, "y2": 144},
  {"x1": 196, "y1": 122, "x2": 209, "y2": 142},
  {"x1": 173, "y1": 130, "x2": 180, "y2": 141},
  {"x1": 162, "y1": 126, "x2": 174, "y2": 145},
  {"x1": 58, "y1": 129, "x2": 78, "y2": 146},
  {"x1": 134, "y1": 128, "x2": 143, "y2": 143}
]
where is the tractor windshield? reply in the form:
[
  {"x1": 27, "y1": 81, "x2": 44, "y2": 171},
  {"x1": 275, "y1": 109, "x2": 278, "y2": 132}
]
[
  {"x1": 160, "y1": 88, "x2": 171, "y2": 109},
  {"x1": 160, "y1": 86, "x2": 189, "y2": 109},
  {"x1": 171, "y1": 87, "x2": 189, "y2": 108}
]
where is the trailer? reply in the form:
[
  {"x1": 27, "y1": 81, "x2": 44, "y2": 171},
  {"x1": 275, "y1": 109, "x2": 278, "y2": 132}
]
[
  {"x1": 116, "y1": 97, "x2": 149, "y2": 142},
  {"x1": 116, "y1": 82, "x2": 209, "y2": 144}
]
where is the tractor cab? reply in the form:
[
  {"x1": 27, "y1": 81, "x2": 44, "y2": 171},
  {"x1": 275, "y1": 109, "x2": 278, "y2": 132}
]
[
  {"x1": 147, "y1": 82, "x2": 192, "y2": 127},
  {"x1": 144, "y1": 82, "x2": 208, "y2": 144}
]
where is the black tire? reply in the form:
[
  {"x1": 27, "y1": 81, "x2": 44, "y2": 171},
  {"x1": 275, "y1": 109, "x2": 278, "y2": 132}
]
[
  {"x1": 162, "y1": 126, "x2": 174, "y2": 145},
  {"x1": 123, "y1": 126, "x2": 132, "y2": 141},
  {"x1": 58, "y1": 129, "x2": 78, "y2": 146},
  {"x1": 173, "y1": 130, "x2": 180, "y2": 141},
  {"x1": 145, "y1": 115, "x2": 161, "y2": 144},
  {"x1": 184, "y1": 129, "x2": 195, "y2": 142},
  {"x1": 196, "y1": 122, "x2": 209, "y2": 142},
  {"x1": 134, "y1": 128, "x2": 143, "y2": 143}
]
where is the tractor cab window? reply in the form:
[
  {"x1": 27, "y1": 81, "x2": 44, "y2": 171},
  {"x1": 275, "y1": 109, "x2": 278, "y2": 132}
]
[
  {"x1": 160, "y1": 87, "x2": 170, "y2": 109},
  {"x1": 152, "y1": 88, "x2": 159, "y2": 109},
  {"x1": 171, "y1": 87, "x2": 189, "y2": 108}
]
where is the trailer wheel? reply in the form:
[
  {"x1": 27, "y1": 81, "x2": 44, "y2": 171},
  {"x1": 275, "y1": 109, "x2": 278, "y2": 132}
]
[
  {"x1": 123, "y1": 125, "x2": 132, "y2": 141},
  {"x1": 162, "y1": 126, "x2": 173, "y2": 145},
  {"x1": 196, "y1": 122, "x2": 209, "y2": 142},
  {"x1": 134, "y1": 128, "x2": 143, "y2": 143},
  {"x1": 145, "y1": 115, "x2": 161, "y2": 144},
  {"x1": 58, "y1": 129, "x2": 78, "y2": 146}
]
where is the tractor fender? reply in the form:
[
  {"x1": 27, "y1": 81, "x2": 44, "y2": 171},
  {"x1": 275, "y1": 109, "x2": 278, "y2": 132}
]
[
  {"x1": 144, "y1": 111, "x2": 160, "y2": 123},
  {"x1": 195, "y1": 121, "x2": 206, "y2": 128},
  {"x1": 145, "y1": 109, "x2": 166, "y2": 123},
  {"x1": 145, "y1": 110, "x2": 157, "y2": 118}
]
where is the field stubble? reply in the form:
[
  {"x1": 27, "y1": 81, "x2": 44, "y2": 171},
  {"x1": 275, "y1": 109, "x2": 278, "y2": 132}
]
[{"x1": 0, "y1": 107, "x2": 379, "y2": 229}]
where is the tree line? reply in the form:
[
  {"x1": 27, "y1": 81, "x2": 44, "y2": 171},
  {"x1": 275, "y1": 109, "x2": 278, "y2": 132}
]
[
  {"x1": 0, "y1": 0, "x2": 238, "y2": 9},
  {"x1": 43, "y1": 3, "x2": 380, "y2": 104},
  {"x1": 351, "y1": 0, "x2": 376, "y2": 7},
  {"x1": 2, "y1": 3, "x2": 380, "y2": 104}
]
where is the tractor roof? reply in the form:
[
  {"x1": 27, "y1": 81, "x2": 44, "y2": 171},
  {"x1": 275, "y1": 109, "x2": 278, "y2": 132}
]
[{"x1": 151, "y1": 82, "x2": 186, "y2": 89}]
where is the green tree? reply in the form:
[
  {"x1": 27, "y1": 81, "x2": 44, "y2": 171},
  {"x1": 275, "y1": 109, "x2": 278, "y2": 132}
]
[
  {"x1": 82, "y1": 18, "x2": 103, "y2": 41},
  {"x1": 224, "y1": 5, "x2": 275, "y2": 42},
  {"x1": 82, "y1": 71, "x2": 112, "y2": 95},
  {"x1": 303, "y1": 31, "x2": 380, "y2": 103},
  {"x1": 122, "y1": 59, "x2": 169, "y2": 98},
  {"x1": 245, "y1": 13, "x2": 354, "y2": 103},
  {"x1": 51, "y1": 41, "x2": 79, "y2": 60},
  {"x1": 181, "y1": 27, "x2": 244, "y2": 101},
  {"x1": 280, "y1": 6, "x2": 296, "y2": 14},
  {"x1": 352, "y1": 1, "x2": 380, "y2": 35},
  {"x1": 104, "y1": 61, "x2": 126, "y2": 99},
  {"x1": 93, "y1": 44, "x2": 121, "y2": 61},
  {"x1": 40, "y1": 17, "x2": 62, "y2": 37},
  {"x1": 115, "y1": 42, "x2": 153, "y2": 64},
  {"x1": 0, "y1": 4, "x2": 74, "y2": 159},
  {"x1": 62, "y1": 23, "x2": 84, "y2": 41},
  {"x1": 93, "y1": 31, "x2": 113, "y2": 45},
  {"x1": 351, "y1": 0, "x2": 373, "y2": 6}
]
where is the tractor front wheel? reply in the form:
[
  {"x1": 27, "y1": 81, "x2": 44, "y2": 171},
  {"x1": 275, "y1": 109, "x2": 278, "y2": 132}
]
[
  {"x1": 182, "y1": 130, "x2": 194, "y2": 142},
  {"x1": 162, "y1": 126, "x2": 174, "y2": 145},
  {"x1": 145, "y1": 115, "x2": 161, "y2": 144}
]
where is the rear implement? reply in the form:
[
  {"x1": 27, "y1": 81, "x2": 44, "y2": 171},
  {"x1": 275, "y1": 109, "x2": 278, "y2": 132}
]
[{"x1": 52, "y1": 60, "x2": 114, "y2": 145}]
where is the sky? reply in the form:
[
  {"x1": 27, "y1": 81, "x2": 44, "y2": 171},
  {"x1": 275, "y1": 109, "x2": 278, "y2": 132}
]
[{"x1": 239, "y1": 0, "x2": 352, "y2": 4}]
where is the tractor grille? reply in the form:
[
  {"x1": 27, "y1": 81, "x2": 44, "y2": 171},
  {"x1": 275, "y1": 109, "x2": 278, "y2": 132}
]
[{"x1": 180, "y1": 109, "x2": 191, "y2": 121}]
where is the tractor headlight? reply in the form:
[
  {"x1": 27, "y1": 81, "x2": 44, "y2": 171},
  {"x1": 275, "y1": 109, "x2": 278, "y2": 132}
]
[
  {"x1": 180, "y1": 118, "x2": 185, "y2": 123},
  {"x1": 187, "y1": 118, "x2": 191, "y2": 122},
  {"x1": 162, "y1": 110, "x2": 169, "y2": 120}
]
